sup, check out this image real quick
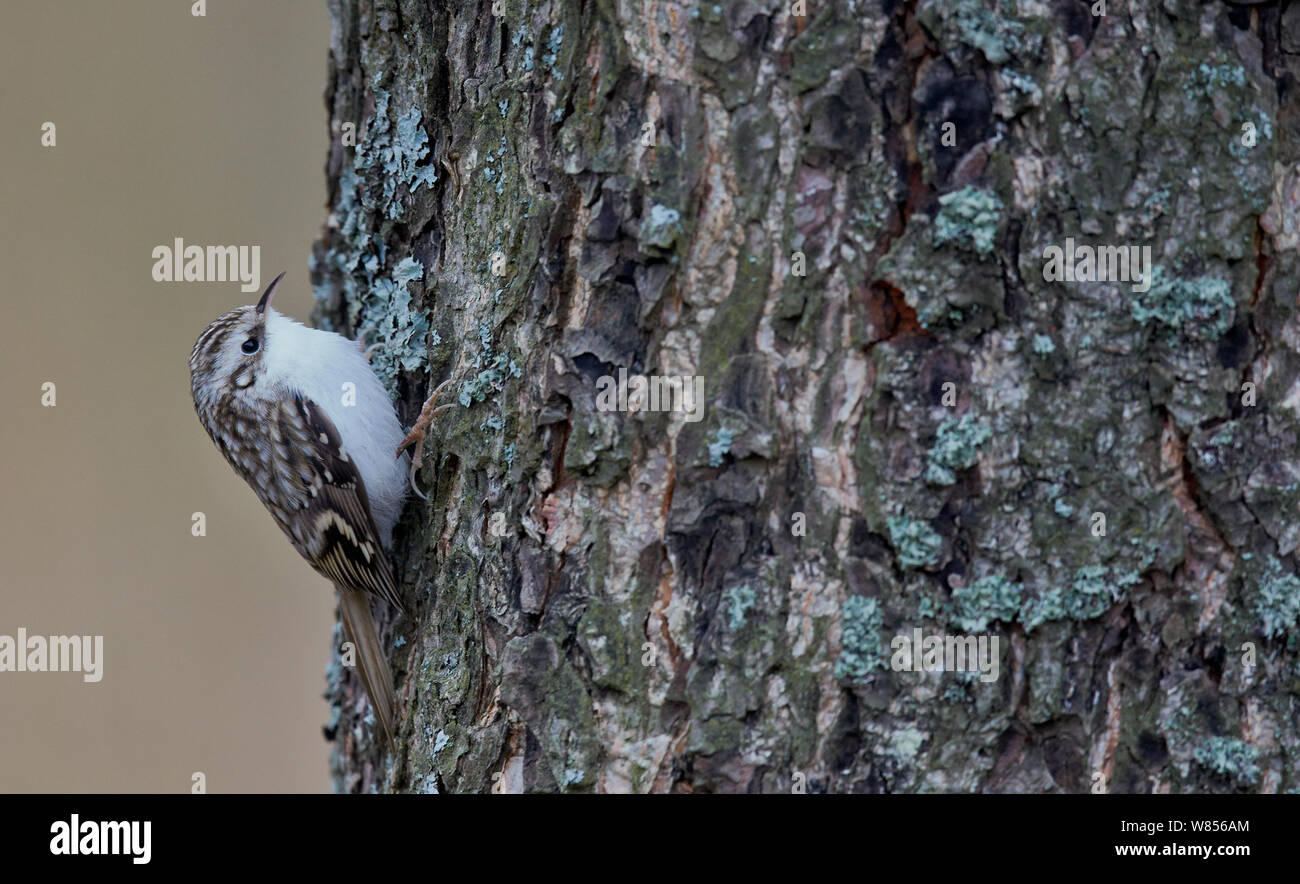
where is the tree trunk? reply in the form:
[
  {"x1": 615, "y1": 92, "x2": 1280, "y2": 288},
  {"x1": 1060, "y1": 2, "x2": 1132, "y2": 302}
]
[{"x1": 312, "y1": 0, "x2": 1300, "y2": 793}]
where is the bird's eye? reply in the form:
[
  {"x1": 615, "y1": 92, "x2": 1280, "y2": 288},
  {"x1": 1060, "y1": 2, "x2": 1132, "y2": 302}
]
[{"x1": 241, "y1": 337, "x2": 259, "y2": 354}]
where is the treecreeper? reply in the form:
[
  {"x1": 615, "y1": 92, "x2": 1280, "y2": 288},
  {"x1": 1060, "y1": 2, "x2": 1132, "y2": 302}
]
[{"x1": 188, "y1": 271, "x2": 454, "y2": 745}]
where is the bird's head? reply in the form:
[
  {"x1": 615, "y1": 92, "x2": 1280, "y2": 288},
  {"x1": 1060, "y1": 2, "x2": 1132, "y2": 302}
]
[{"x1": 189, "y1": 271, "x2": 286, "y2": 410}]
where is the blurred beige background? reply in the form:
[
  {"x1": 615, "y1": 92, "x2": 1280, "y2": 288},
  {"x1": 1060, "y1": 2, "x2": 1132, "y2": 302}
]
[{"x1": 0, "y1": 1, "x2": 335, "y2": 791}]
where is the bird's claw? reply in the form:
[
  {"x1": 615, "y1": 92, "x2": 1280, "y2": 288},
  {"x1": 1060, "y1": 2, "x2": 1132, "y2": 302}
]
[{"x1": 398, "y1": 378, "x2": 459, "y2": 500}]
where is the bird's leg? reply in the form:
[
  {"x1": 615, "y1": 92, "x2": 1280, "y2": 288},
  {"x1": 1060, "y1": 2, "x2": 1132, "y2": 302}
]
[
  {"x1": 397, "y1": 378, "x2": 457, "y2": 456},
  {"x1": 397, "y1": 378, "x2": 459, "y2": 499}
]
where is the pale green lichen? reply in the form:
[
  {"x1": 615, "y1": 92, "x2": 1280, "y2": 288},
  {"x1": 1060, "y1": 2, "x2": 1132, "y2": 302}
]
[
  {"x1": 315, "y1": 164, "x2": 367, "y2": 322},
  {"x1": 849, "y1": 162, "x2": 898, "y2": 243},
  {"x1": 478, "y1": 140, "x2": 511, "y2": 196},
  {"x1": 723, "y1": 584, "x2": 756, "y2": 630},
  {"x1": 354, "y1": 89, "x2": 438, "y2": 220},
  {"x1": 1253, "y1": 559, "x2": 1300, "y2": 641},
  {"x1": 951, "y1": 576, "x2": 1022, "y2": 632},
  {"x1": 888, "y1": 727, "x2": 926, "y2": 762},
  {"x1": 432, "y1": 729, "x2": 451, "y2": 753},
  {"x1": 1020, "y1": 565, "x2": 1141, "y2": 630},
  {"x1": 916, "y1": 594, "x2": 939, "y2": 619},
  {"x1": 1193, "y1": 737, "x2": 1260, "y2": 786},
  {"x1": 1194, "y1": 62, "x2": 1247, "y2": 94},
  {"x1": 707, "y1": 426, "x2": 735, "y2": 467},
  {"x1": 541, "y1": 25, "x2": 564, "y2": 73},
  {"x1": 929, "y1": 0, "x2": 1026, "y2": 66},
  {"x1": 835, "y1": 596, "x2": 885, "y2": 681},
  {"x1": 886, "y1": 515, "x2": 943, "y2": 570},
  {"x1": 358, "y1": 256, "x2": 430, "y2": 389},
  {"x1": 315, "y1": 89, "x2": 441, "y2": 393},
  {"x1": 1020, "y1": 589, "x2": 1065, "y2": 631},
  {"x1": 1061, "y1": 565, "x2": 1116, "y2": 620},
  {"x1": 932, "y1": 187, "x2": 1003, "y2": 256},
  {"x1": 925, "y1": 414, "x2": 992, "y2": 485},
  {"x1": 458, "y1": 350, "x2": 522, "y2": 406},
  {"x1": 1130, "y1": 266, "x2": 1235, "y2": 342},
  {"x1": 1031, "y1": 334, "x2": 1055, "y2": 354},
  {"x1": 454, "y1": 318, "x2": 522, "y2": 409},
  {"x1": 999, "y1": 69, "x2": 1042, "y2": 108}
]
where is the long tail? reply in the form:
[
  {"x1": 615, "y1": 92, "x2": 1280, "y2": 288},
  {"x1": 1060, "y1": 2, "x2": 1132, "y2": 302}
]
[{"x1": 337, "y1": 587, "x2": 396, "y2": 745}]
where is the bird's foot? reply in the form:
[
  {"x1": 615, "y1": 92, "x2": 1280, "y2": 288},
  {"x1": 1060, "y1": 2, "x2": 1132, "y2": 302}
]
[{"x1": 397, "y1": 378, "x2": 459, "y2": 500}]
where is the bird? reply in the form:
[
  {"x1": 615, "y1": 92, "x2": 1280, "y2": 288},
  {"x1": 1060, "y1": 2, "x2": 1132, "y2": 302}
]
[{"x1": 188, "y1": 271, "x2": 453, "y2": 745}]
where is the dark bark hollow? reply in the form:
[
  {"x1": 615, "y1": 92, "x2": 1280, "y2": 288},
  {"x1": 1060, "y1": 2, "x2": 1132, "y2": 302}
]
[{"x1": 313, "y1": 0, "x2": 1300, "y2": 793}]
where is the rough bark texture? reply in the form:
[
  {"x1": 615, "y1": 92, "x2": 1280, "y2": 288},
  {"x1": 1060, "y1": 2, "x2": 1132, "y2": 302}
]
[{"x1": 312, "y1": 0, "x2": 1300, "y2": 793}]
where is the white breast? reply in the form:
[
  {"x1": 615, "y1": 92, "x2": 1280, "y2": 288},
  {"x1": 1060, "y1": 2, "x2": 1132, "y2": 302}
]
[{"x1": 260, "y1": 309, "x2": 410, "y2": 546}]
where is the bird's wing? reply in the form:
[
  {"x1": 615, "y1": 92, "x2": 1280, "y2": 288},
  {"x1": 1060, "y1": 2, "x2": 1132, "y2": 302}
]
[{"x1": 273, "y1": 391, "x2": 406, "y2": 613}]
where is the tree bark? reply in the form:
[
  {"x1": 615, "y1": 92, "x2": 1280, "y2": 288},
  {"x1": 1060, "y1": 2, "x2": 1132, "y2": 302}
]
[{"x1": 312, "y1": 0, "x2": 1300, "y2": 793}]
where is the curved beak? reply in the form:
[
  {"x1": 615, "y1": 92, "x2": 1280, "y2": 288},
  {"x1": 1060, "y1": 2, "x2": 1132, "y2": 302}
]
[{"x1": 256, "y1": 271, "x2": 286, "y2": 314}]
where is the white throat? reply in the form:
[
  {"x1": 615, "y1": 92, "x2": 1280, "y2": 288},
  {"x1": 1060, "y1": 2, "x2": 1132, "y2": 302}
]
[{"x1": 261, "y1": 310, "x2": 410, "y2": 545}]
